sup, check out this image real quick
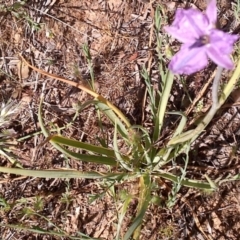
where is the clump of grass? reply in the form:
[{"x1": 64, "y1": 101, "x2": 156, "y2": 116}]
[
  {"x1": 0, "y1": 101, "x2": 19, "y2": 128},
  {"x1": 0, "y1": 100, "x2": 21, "y2": 167}
]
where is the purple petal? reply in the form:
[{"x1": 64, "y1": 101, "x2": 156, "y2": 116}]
[
  {"x1": 169, "y1": 45, "x2": 208, "y2": 74},
  {"x1": 184, "y1": 9, "x2": 209, "y2": 36},
  {"x1": 164, "y1": 25, "x2": 194, "y2": 43},
  {"x1": 166, "y1": 0, "x2": 238, "y2": 73},
  {"x1": 165, "y1": 9, "x2": 209, "y2": 43},
  {"x1": 209, "y1": 29, "x2": 239, "y2": 54},
  {"x1": 205, "y1": 0, "x2": 217, "y2": 25},
  {"x1": 206, "y1": 47, "x2": 234, "y2": 69}
]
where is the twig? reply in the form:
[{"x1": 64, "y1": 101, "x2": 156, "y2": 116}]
[{"x1": 185, "y1": 70, "x2": 216, "y2": 116}]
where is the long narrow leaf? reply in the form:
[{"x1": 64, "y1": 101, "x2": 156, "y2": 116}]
[
  {"x1": 113, "y1": 122, "x2": 132, "y2": 171},
  {"x1": 0, "y1": 167, "x2": 137, "y2": 180},
  {"x1": 96, "y1": 101, "x2": 129, "y2": 139},
  {"x1": 50, "y1": 135, "x2": 116, "y2": 157},
  {"x1": 63, "y1": 148, "x2": 117, "y2": 165},
  {"x1": 0, "y1": 167, "x2": 104, "y2": 178},
  {"x1": 153, "y1": 170, "x2": 214, "y2": 191},
  {"x1": 0, "y1": 223, "x2": 97, "y2": 240},
  {"x1": 124, "y1": 174, "x2": 151, "y2": 240},
  {"x1": 116, "y1": 193, "x2": 133, "y2": 239},
  {"x1": 167, "y1": 111, "x2": 187, "y2": 137},
  {"x1": 38, "y1": 94, "x2": 116, "y2": 165},
  {"x1": 153, "y1": 70, "x2": 174, "y2": 141},
  {"x1": 130, "y1": 125, "x2": 152, "y2": 164}
]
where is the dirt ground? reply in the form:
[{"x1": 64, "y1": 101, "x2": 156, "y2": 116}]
[{"x1": 0, "y1": 0, "x2": 240, "y2": 239}]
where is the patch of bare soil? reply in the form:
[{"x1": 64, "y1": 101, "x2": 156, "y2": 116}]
[{"x1": 0, "y1": 0, "x2": 240, "y2": 239}]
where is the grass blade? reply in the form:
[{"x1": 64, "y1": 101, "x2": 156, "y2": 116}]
[
  {"x1": 124, "y1": 174, "x2": 151, "y2": 240},
  {"x1": 0, "y1": 223, "x2": 98, "y2": 240},
  {"x1": 38, "y1": 94, "x2": 116, "y2": 165},
  {"x1": 153, "y1": 170, "x2": 214, "y2": 191},
  {"x1": 153, "y1": 70, "x2": 174, "y2": 141},
  {"x1": 116, "y1": 193, "x2": 132, "y2": 239},
  {"x1": 50, "y1": 135, "x2": 116, "y2": 157},
  {"x1": 0, "y1": 167, "x2": 137, "y2": 180},
  {"x1": 113, "y1": 121, "x2": 132, "y2": 171},
  {"x1": 96, "y1": 101, "x2": 129, "y2": 139}
]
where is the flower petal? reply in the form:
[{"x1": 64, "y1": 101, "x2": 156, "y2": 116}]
[
  {"x1": 169, "y1": 45, "x2": 208, "y2": 74},
  {"x1": 184, "y1": 9, "x2": 209, "y2": 35},
  {"x1": 206, "y1": 47, "x2": 234, "y2": 69},
  {"x1": 165, "y1": 9, "x2": 208, "y2": 43},
  {"x1": 209, "y1": 29, "x2": 239, "y2": 54},
  {"x1": 166, "y1": 0, "x2": 238, "y2": 74},
  {"x1": 205, "y1": 0, "x2": 217, "y2": 25}
]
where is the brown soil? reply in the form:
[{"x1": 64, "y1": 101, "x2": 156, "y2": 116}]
[{"x1": 0, "y1": 0, "x2": 240, "y2": 239}]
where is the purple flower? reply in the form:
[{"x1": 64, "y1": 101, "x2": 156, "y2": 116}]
[{"x1": 165, "y1": 0, "x2": 239, "y2": 75}]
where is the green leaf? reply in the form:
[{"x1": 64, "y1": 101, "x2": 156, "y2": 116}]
[
  {"x1": 113, "y1": 121, "x2": 132, "y2": 171},
  {"x1": 129, "y1": 125, "x2": 152, "y2": 165},
  {"x1": 0, "y1": 167, "x2": 137, "y2": 181},
  {"x1": 153, "y1": 170, "x2": 214, "y2": 191},
  {"x1": 153, "y1": 70, "x2": 174, "y2": 141},
  {"x1": 62, "y1": 148, "x2": 117, "y2": 165},
  {"x1": 0, "y1": 167, "x2": 104, "y2": 179},
  {"x1": 38, "y1": 95, "x2": 116, "y2": 165},
  {"x1": 167, "y1": 111, "x2": 187, "y2": 138},
  {"x1": 116, "y1": 193, "x2": 132, "y2": 239},
  {"x1": 0, "y1": 223, "x2": 97, "y2": 240},
  {"x1": 50, "y1": 135, "x2": 116, "y2": 157},
  {"x1": 96, "y1": 101, "x2": 129, "y2": 139},
  {"x1": 124, "y1": 174, "x2": 151, "y2": 240}
]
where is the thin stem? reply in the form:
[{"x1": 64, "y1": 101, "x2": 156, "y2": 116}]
[
  {"x1": 210, "y1": 66, "x2": 223, "y2": 112},
  {"x1": 190, "y1": 66, "x2": 223, "y2": 142}
]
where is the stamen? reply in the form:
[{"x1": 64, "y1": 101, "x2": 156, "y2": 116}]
[{"x1": 200, "y1": 35, "x2": 210, "y2": 45}]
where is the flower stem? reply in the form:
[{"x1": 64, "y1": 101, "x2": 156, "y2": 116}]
[
  {"x1": 190, "y1": 66, "x2": 223, "y2": 143},
  {"x1": 211, "y1": 66, "x2": 223, "y2": 111}
]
